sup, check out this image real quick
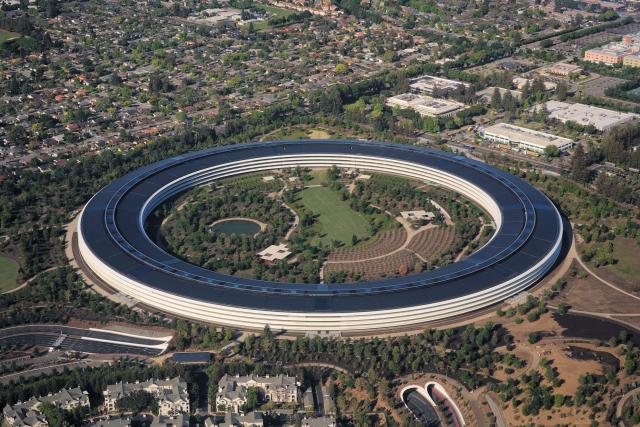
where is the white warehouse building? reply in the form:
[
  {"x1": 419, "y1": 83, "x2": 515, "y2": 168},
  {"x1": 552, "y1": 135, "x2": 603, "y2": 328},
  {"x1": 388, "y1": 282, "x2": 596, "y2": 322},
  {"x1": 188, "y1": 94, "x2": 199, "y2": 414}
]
[
  {"x1": 386, "y1": 93, "x2": 465, "y2": 118},
  {"x1": 479, "y1": 123, "x2": 574, "y2": 154},
  {"x1": 539, "y1": 101, "x2": 639, "y2": 132}
]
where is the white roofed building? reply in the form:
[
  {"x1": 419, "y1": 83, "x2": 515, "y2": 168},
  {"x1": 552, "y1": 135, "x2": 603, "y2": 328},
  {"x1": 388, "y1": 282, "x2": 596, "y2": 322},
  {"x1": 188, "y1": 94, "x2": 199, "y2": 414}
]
[
  {"x1": 387, "y1": 93, "x2": 465, "y2": 118},
  {"x1": 409, "y1": 75, "x2": 469, "y2": 95},
  {"x1": 479, "y1": 123, "x2": 574, "y2": 154},
  {"x1": 539, "y1": 101, "x2": 639, "y2": 131},
  {"x1": 257, "y1": 244, "x2": 291, "y2": 262}
]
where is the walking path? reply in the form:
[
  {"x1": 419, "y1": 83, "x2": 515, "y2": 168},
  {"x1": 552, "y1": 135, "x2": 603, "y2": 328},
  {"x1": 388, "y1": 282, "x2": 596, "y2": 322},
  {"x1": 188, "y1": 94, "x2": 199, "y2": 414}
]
[
  {"x1": 282, "y1": 202, "x2": 299, "y2": 241},
  {"x1": 616, "y1": 386, "x2": 640, "y2": 426},
  {"x1": 454, "y1": 218, "x2": 488, "y2": 263},
  {"x1": 485, "y1": 393, "x2": 507, "y2": 427},
  {"x1": 323, "y1": 222, "x2": 436, "y2": 265},
  {"x1": 2, "y1": 266, "x2": 59, "y2": 295},
  {"x1": 574, "y1": 249, "x2": 640, "y2": 303}
]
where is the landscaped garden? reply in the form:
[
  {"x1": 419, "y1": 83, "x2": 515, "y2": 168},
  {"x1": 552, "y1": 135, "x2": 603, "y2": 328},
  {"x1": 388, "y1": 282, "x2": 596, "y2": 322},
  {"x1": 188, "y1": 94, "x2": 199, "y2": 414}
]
[{"x1": 150, "y1": 167, "x2": 490, "y2": 284}]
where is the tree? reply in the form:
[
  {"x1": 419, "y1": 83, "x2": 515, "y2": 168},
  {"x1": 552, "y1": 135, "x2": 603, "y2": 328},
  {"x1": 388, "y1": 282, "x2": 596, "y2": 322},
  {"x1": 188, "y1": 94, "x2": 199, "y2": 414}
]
[
  {"x1": 335, "y1": 63, "x2": 348, "y2": 74},
  {"x1": 571, "y1": 143, "x2": 590, "y2": 183},
  {"x1": 327, "y1": 165, "x2": 340, "y2": 181},
  {"x1": 556, "y1": 302, "x2": 569, "y2": 314},
  {"x1": 544, "y1": 145, "x2": 560, "y2": 158},
  {"x1": 44, "y1": 0, "x2": 59, "y2": 18},
  {"x1": 624, "y1": 356, "x2": 637, "y2": 375},
  {"x1": 116, "y1": 390, "x2": 155, "y2": 414},
  {"x1": 39, "y1": 403, "x2": 64, "y2": 427},
  {"x1": 502, "y1": 91, "x2": 517, "y2": 117},
  {"x1": 528, "y1": 332, "x2": 541, "y2": 344},
  {"x1": 243, "y1": 387, "x2": 260, "y2": 412},
  {"x1": 491, "y1": 87, "x2": 503, "y2": 111},
  {"x1": 556, "y1": 81, "x2": 568, "y2": 101},
  {"x1": 320, "y1": 87, "x2": 343, "y2": 115}
]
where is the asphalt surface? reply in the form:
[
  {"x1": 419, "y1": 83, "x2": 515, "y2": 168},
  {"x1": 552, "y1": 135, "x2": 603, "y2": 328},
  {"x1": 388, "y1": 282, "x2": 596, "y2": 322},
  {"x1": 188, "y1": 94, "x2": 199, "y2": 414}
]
[
  {"x1": 0, "y1": 325, "x2": 170, "y2": 356},
  {"x1": 404, "y1": 389, "x2": 440, "y2": 427},
  {"x1": 0, "y1": 360, "x2": 106, "y2": 385}
]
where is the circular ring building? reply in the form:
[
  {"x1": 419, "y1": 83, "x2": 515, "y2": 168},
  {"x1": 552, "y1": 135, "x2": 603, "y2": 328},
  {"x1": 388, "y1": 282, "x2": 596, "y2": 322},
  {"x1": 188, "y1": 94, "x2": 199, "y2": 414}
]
[{"x1": 77, "y1": 140, "x2": 563, "y2": 334}]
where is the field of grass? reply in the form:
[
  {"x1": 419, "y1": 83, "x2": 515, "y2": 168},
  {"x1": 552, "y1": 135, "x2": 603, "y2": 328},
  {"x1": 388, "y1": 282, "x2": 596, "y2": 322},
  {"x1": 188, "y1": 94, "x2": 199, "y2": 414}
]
[
  {"x1": 306, "y1": 129, "x2": 331, "y2": 139},
  {"x1": 608, "y1": 238, "x2": 640, "y2": 281},
  {"x1": 250, "y1": 6, "x2": 296, "y2": 30},
  {"x1": 305, "y1": 169, "x2": 327, "y2": 186},
  {"x1": 0, "y1": 29, "x2": 21, "y2": 43},
  {"x1": 264, "y1": 5, "x2": 296, "y2": 18},
  {"x1": 299, "y1": 187, "x2": 371, "y2": 246},
  {"x1": 0, "y1": 255, "x2": 20, "y2": 293}
]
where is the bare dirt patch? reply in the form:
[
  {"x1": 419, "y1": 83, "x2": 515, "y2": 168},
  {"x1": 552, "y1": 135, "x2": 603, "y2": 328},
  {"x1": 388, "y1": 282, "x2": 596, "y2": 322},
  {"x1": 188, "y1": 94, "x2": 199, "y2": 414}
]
[{"x1": 554, "y1": 267, "x2": 640, "y2": 314}]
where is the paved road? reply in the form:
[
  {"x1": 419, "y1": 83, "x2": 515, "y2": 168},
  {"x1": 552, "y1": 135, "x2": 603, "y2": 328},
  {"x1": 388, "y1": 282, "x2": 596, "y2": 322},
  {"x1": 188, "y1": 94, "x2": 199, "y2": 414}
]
[
  {"x1": 404, "y1": 389, "x2": 441, "y2": 427},
  {"x1": 447, "y1": 140, "x2": 564, "y2": 175},
  {"x1": 0, "y1": 359, "x2": 107, "y2": 384},
  {"x1": 0, "y1": 325, "x2": 171, "y2": 356},
  {"x1": 485, "y1": 393, "x2": 507, "y2": 427},
  {"x1": 1, "y1": 266, "x2": 59, "y2": 295}
]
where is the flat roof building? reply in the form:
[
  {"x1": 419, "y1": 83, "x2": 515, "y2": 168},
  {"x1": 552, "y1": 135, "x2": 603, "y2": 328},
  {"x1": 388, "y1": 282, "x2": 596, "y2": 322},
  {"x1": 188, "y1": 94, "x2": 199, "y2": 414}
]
[
  {"x1": 540, "y1": 100, "x2": 639, "y2": 131},
  {"x1": 513, "y1": 77, "x2": 556, "y2": 91},
  {"x1": 585, "y1": 32, "x2": 640, "y2": 66},
  {"x1": 479, "y1": 123, "x2": 574, "y2": 154},
  {"x1": 386, "y1": 93, "x2": 465, "y2": 118},
  {"x1": 409, "y1": 75, "x2": 469, "y2": 95},
  {"x1": 623, "y1": 54, "x2": 640, "y2": 67},
  {"x1": 400, "y1": 210, "x2": 436, "y2": 221},
  {"x1": 301, "y1": 416, "x2": 337, "y2": 427},
  {"x1": 539, "y1": 62, "x2": 583, "y2": 77},
  {"x1": 257, "y1": 244, "x2": 291, "y2": 262},
  {"x1": 476, "y1": 87, "x2": 522, "y2": 103}
]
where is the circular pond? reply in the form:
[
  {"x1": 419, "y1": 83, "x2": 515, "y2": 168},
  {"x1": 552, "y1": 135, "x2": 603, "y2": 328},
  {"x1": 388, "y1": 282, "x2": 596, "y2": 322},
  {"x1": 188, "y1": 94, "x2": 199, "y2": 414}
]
[{"x1": 211, "y1": 218, "x2": 262, "y2": 236}]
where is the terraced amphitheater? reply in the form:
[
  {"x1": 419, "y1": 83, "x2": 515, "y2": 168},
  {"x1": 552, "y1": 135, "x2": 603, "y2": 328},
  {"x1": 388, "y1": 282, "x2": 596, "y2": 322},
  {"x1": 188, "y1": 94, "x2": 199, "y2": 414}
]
[
  {"x1": 327, "y1": 228, "x2": 407, "y2": 262},
  {"x1": 406, "y1": 226, "x2": 457, "y2": 261}
]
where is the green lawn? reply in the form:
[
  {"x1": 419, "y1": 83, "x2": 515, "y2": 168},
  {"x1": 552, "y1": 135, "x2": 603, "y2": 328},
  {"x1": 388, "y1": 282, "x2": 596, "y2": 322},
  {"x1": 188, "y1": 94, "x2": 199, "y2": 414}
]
[
  {"x1": 0, "y1": 255, "x2": 20, "y2": 293},
  {"x1": 299, "y1": 187, "x2": 371, "y2": 245},
  {"x1": 609, "y1": 238, "x2": 640, "y2": 280},
  {"x1": 0, "y1": 29, "x2": 21, "y2": 43},
  {"x1": 263, "y1": 5, "x2": 296, "y2": 18},
  {"x1": 305, "y1": 169, "x2": 327, "y2": 186},
  {"x1": 250, "y1": 6, "x2": 296, "y2": 31}
]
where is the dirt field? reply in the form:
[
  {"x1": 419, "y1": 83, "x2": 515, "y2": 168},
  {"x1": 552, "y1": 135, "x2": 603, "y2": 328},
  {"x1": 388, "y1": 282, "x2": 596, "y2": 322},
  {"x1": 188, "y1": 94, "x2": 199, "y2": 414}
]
[
  {"x1": 582, "y1": 76, "x2": 629, "y2": 99},
  {"x1": 554, "y1": 265, "x2": 640, "y2": 314},
  {"x1": 593, "y1": 238, "x2": 640, "y2": 294},
  {"x1": 499, "y1": 313, "x2": 619, "y2": 426}
]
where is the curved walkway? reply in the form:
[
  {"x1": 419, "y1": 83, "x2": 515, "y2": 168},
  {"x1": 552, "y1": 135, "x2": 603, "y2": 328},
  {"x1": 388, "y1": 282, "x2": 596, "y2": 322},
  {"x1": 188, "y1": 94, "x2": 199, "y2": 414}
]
[
  {"x1": 287, "y1": 361, "x2": 352, "y2": 374},
  {"x1": 574, "y1": 252, "x2": 640, "y2": 303},
  {"x1": 485, "y1": 393, "x2": 507, "y2": 427},
  {"x1": 616, "y1": 386, "x2": 640, "y2": 426},
  {"x1": 282, "y1": 202, "x2": 299, "y2": 241},
  {"x1": 2, "y1": 266, "x2": 59, "y2": 295}
]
